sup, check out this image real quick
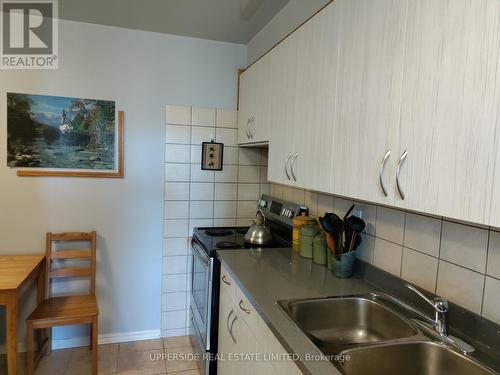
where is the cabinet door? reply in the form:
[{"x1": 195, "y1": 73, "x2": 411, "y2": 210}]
[
  {"x1": 238, "y1": 58, "x2": 270, "y2": 145},
  {"x1": 230, "y1": 309, "x2": 257, "y2": 375},
  {"x1": 330, "y1": 0, "x2": 407, "y2": 205},
  {"x1": 217, "y1": 290, "x2": 237, "y2": 375},
  {"x1": 397, "y1": 0, "x2": 500, "y2": 224},
  {"x1": 290, "y1": 1, "x2": 342, "y2": 193},
  {"x1": 267, "y1": 35, "x2": 299, "y2": 185},
  {"x1": 238, "y1": 67, "x2": 258, "y2": 144}
]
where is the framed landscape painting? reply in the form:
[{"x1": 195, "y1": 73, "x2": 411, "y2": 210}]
[{"x1": 7, "y1": 93, "x2": 123, "y2": 177}]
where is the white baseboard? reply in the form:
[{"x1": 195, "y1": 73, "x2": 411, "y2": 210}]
[{"x1": 0, "y1": 330, "x2": 161, "y2": 353}]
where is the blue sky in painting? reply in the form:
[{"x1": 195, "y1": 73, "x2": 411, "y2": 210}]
[{"x1": 28, "y1": 94, "x2": 72, "y2": 118}]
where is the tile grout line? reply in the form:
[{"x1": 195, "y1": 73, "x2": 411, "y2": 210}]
[
  {"x1": 481, "y1": 230, "x2": 491, "y2": 315},
  {"x1": 399, "y1": 211, "x2": 408, "y2": 278}
]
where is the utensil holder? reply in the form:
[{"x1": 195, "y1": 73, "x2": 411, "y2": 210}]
[{"x1": 333, "y1": 251, "x2": 358, "y2": 278}]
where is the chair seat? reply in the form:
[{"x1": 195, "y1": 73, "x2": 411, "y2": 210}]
[{"x1": 27, "y1": 295, "x2": 98, "y2": 325}]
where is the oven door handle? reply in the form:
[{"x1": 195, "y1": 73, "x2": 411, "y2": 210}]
[{"x1": 192, "y1": 240, "x2": 210, "y2": 266}]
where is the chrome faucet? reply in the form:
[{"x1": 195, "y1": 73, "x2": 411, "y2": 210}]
[{"x1": 406, "y1": 283, "x2": 448, "y2": 335}]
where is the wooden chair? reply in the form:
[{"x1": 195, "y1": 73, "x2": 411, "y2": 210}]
[{"x1": 26, "y1": 231, "x2": 99, "y2": 375}]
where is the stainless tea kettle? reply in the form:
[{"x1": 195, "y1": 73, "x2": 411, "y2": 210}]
[{"x1": 244, "y1": 209, "x2": 272, "y2": 245}]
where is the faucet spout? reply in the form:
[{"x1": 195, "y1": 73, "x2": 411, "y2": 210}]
[{"x1": 405, "y1": 283, "x2": 448, "y2": 335}]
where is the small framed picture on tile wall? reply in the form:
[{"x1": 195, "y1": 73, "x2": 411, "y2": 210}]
[{"x1": 201, "y1": 141, "x2": 224, "y2": 170}]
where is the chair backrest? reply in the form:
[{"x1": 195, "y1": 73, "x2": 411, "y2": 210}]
[{"x1": 45, "y1": 231, "x2": 97, "y2": 299}]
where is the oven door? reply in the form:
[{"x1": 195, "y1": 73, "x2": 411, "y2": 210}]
[{"x1": 191, "y1": 239, "x2": 214, "y2": 351}]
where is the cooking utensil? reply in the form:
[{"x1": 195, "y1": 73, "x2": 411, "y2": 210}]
[
  {"x1": 343, "y1": 204, "x2": 356, "y2": 220},
  {"x1": 245, "y1": 209, "x2": 273, "y2": 245}
]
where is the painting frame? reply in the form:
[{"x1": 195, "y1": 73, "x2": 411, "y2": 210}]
[{"x1": 201, "y1": 141, "x2": 223, "y2": 171}]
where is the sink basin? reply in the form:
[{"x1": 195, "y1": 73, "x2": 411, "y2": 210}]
[
  {"x1": 342, "y1": 341, "x2": 497, "y2": 375},
  {"x1": 279, "y1": 297, "x2": 417, "y2": 350}
]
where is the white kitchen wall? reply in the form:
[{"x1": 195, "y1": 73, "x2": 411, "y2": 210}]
[
  {"x1": 162, "y1": 105, "x2": 268, "y2": 336},
  {"x1": 0, "y1": 20, "x2": 245, "y2": 349},
  {"x1": 270, "y1": 183, "x2": 500, "y2": 325}
]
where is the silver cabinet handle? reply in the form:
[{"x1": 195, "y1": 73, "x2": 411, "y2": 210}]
[
  {"x1": 396, "y1": 149, "x2": 408, "y2": 200},
  {"x1": 222, "y1": 275, "x2": 231, "y2": 286},
  {"x1": 250, "y1": 117, "x2": 255, "y2": 139},
  {"x1": 229, "y1": 314, "x2": 237, "y2": 344},
  {"x1": 246, "y1": 118, "x2": 251, "y2": 139},
  {"x1": 291, "y1": 152, "x2": 298, "y2": 182},
  {"x1": 379, "y1": 150, "x2": 391, "y2": 197},
  {"x1": 285, "y1": 153, "x2": 292, "y2": 180},
  {"x1": 239, "y1": 300, "x2": 251, "y2": 314},
  {"x1": 226, "y1": 309, "x2": 234, "y2": 336}
]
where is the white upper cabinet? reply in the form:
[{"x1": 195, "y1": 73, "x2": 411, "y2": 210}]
[
  {"x1": 331, "y1": 0, "x2": 408, "y2": 205},
  {"x1": 238, "y1": 56, "x2": 270, "y2": 145},
  {"x1": 268, "y1": 1, "x2": 342, "y2": 191},
  {"x1": 397, "y1": 0, "x2": 500, "y2": 224}
]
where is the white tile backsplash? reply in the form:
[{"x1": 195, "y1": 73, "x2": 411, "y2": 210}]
[
  {"x1": 224, "y1": 147, "x2": 239, "y2": 165},
  {"x1": 165, "y1": 125, "x2": 190, "y2": 144},
  {"x1": 191, "y1": 126, "x2": 215, "y2": 145},
  {"x1": 238, "y1": 183, "x2": 260, "y2": 201},
  {"x1": 192, "y1": 106, "x2": 216, "y2": 127},
  {"x1": 215, "y1": 183, "x2": 237, "y2": 201},
  {"x1": 163, "y1": 105, "x2": 266, "y2": 350},
  {"x1": 163, "y1": 256, "x2": 188, "y2": 275},
  {"x1": 440, "y1": 221, "x2": 488, "y2": 273},
  {"x1": 482, "y1": 277, "x2": 500, "y2": 325},
  {"x1": 216, "y1": 128, "x2": 238, "y2": 146},
  {"x1": 190, "y1": 164, "x2": 215, "y2": 182},
  {"x1": 354, "y1": 202, "x2": 376, "y2": 235},
  {"x1": 487, "y1": 231, "x2": 500, "y2": 279},
  {"x1": 164, "y1": 201, "x2": 189, "y2": 219},
  {"x1": 216, "y1": 109, "x2": 237, "y2": 128},
  {"x1": 404, "y1": 213, "x2": 441, "y2": 257},
  {"x1": 239, "y1": 148, "x2": 262, "y2": 166},
  {"x1": 165, "y1": 164, "x2": 190, "y2": 182},
  {"x1": 189, "y1": 201, "x2": 214, "y2": 219},
  {"x1": 401, "y1": 248, "x2": 438, "y2": 293},
  {"x1": 375, "y1": 206, "x2": 405, "y2": 245},
  {"x1": 164, "y1": 219, "x2": 189, "y2": 238},
  {"x1": 190, "y1": 183, "x2": 214, "y2": 201},
  {"x1": 214, "y1": 201, "x2": 237, "y2": 219},
  {"x1": 436, "y1": 261, "x2": 485, "y2": 314},
  {"x1": 373, "y1": 238, "x2": 403, "y2": 276},
  {"x1": 165, "y1": 105, "x2": 191, "y2": 126},
  {"x1": 215, "y1": 165, "x2": 238, "y2": 183},
  {"x1": 163, "y1": 238, "x2": 189, "y2": 257},
  {"x1": 165, "y1": 144, "x2": 191, "y2": 163},
  {"x1": 357, "y1": 233, "x2": 375, "y2": 263},
  {"x1": 165, "y1": 182, "x2": 190, "y2": 201},
  {"x1": 334, "y1": 197, "x2": 354, "y2": 218}
]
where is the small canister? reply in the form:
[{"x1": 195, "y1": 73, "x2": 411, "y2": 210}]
[
  {"x1": 292, "y1": 213, "x2": 316, "y2": 251},
  {"x1": 313, "y1": 232, "x2": 327, "y2": 265},
  {"x1": 299, "y1": 225, "x2": 321, "y2": 259}
]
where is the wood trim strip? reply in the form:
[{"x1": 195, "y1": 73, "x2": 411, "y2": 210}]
[
  {"x1": 51, "y1": 249, "x2": 91, "y2": 259},
  {"x1": 17, "y1": 111, "x2": 124, "y2": 178},
  {"x1": 50, "y1": 232, "x2": 94, "y2": 241},
  {"x1": 50, "y1": 267, "x2": 91, "y2": 279}
]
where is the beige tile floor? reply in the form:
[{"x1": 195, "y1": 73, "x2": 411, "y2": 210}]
[{"x1": 0, "y1": 336, "x2": 201, "y2": 375}]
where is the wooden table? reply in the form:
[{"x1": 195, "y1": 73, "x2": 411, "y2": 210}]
[{"x1": 0, "y1": 255, "x2": 45, "y2": 375}]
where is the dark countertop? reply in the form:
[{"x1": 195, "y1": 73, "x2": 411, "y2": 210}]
[{"x1": 217, "y1": 247, "x2": 375, "y2": 375}]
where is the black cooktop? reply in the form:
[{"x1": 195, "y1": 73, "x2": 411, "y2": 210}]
[{"x1": 192, "y1": 226, "x2": 292, "y2": 256}]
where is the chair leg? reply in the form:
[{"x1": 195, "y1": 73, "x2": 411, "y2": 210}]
[
  {"x1": 26, "y1": 323, "x2": 34, "y2": 375},
  {"x1": 47, "y1": 327, "x2": 52, "y2": 354},
  {"x1": 89, "y1": 323, "x2": 93, "y2": 351},
  {"x1": 92, "y1": 317, "x2": 98, "y2": 375}
]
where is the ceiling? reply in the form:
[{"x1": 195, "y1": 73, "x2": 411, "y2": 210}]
[{"x1": 58, "y1": 0, "x2": 291, "y2": 44}]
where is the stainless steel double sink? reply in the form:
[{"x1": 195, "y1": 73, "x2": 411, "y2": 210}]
[{"x1": 278, "y1": 296, "x2": 498, "y2": 375}]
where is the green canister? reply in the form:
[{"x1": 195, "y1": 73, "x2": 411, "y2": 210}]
[
  {"x1": 313, "y1": 232, "x2": 327, "y2": 265},
  {"x1": 299, "y1": 225, "x2": 321, "y2": 259}
]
